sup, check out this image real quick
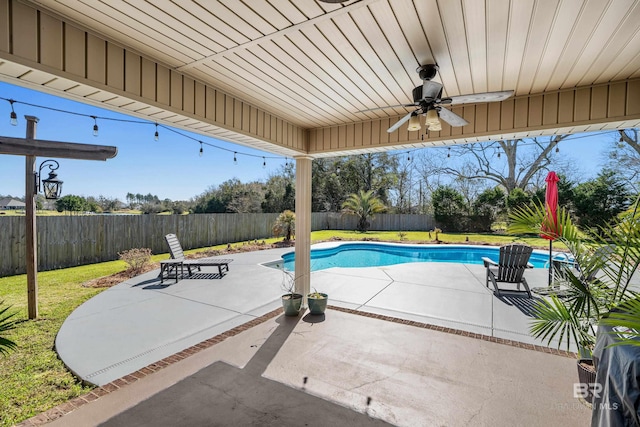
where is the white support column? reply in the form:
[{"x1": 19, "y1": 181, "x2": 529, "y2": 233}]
[{"x1": 294, "y1": 156, "x2": 313, "y2": 305}]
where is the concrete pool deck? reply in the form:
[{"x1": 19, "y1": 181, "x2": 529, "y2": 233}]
[{"x1": 36, "y1": 246, "x2": 591, "y2": 426}]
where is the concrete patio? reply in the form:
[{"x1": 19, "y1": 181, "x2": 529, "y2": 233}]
[{"x1": 42, "y1": 246, "x2": 591, "y2": 426}]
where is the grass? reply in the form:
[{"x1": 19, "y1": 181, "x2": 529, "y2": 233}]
[{"x1": 0, "y1": 230, "x2": 557, "y2": 425}]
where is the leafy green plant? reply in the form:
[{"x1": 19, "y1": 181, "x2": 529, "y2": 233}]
[
  {"x1": 508, "y1": 195, "x2": 640, "y2": 355},
  {"x1": 308, "y1": 288, "x2": 326, "y2": 299},
  {"x1": 0, "y1": 301, "x2": 17, "y2": 355},
  {"x1": 272, "y1": 210, "x2": 296, "y2": 242},
  {"x1": 341, "y1": 190, "x2": 386, "y2": 232}
]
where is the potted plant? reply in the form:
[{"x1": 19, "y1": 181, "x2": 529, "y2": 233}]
[
  {"x1": 307, "y1": 289, "x2": 328, "y2": 315},
  {"x1": 281, "y1": 271, "x2": 303, "y2": 316},
  {"x1": 509, "y1": 195, "x2": 640, "y2": 404}
]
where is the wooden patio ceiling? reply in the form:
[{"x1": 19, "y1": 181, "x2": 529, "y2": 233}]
[{"x1": 1, "y1": 0, "x2": 640, "y2": 157}]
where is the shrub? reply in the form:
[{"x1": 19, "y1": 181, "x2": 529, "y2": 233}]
[{"x1": 118, "y1": 248, "x2": 152, "y2": 274}]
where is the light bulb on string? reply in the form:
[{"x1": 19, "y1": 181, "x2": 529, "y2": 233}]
[
  {"x1": 199, "y1": 142, "x2": 203, "y2": 157},
  {"x1": 233, "y1": 152, "x2": 238, "y2": 164},
  {"x1": 9, "y1": 99, "x2": 17, "y2": 126},
  {"x1": 555, "y1": 146, "x2": 559, "y2": 153},
  {"x1": 447, "y1": 147, "x2": 451, "y2": 158},
  {"x1": 154, "y1": 123, "x2": 159, "y2": 141},
  {"x1": 262, "y1": 157, "x2": 266, "y2": 169},
  {"x1": 407, "y1": 152, "x2": 411, "y2": 162},
  {"x1": 91, "y1": 116, "x2": 99, "y2": 137}
]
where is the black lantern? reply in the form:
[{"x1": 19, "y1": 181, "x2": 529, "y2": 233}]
[{"x1": 37, "y1": 160, "x2": 63, "y2": 200}]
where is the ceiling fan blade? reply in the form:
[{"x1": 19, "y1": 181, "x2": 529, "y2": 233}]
[
  {"x1": 387, "y1": 112, "x2": 414, "y2": 133},
  {"x1": 438, "y1": 107, "x2": 469, "y2": 127},
  {"x1": 421, "y1": 80, "x2": 443, "y2": 101},
  {"x1": 448, "y1": 90, "x2": 514, "y2": 105},
  {"x1": 358, "y1": 104, "x2": 417, "y2": 113}
]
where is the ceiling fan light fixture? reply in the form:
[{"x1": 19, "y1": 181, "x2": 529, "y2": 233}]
[
  {"x1": 407, "y1": 114, "x2": 421, "y2": 131},
  {"x1": 426, "y1": 109, "x2": 442, "y2": 132}
]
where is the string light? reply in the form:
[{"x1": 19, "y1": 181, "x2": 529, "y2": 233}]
[
  {"x1": 3, "y1": 95, "x2": 626, "y2": 164},
  {"x1": 497, "y1": 151, "x2": 501, "y2": 158},
  {"x1": 262, "y1": 157, "x2": 266, "y2": 168},
  {"x1": 555, "y1": 146, "x2": 559, "y2": 153},
  {"x1": 9, "y1": 99, "x2": 17, "y2": 126},
  {"x1": 91, "y1": 116, "x2": 98, "y2": 137}
]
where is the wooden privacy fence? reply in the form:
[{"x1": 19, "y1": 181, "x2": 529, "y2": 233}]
[{"x1": 0, "y1": 212, "x2": 435, "y2": 276}]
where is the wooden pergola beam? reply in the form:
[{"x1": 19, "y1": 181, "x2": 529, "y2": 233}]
[
  {"x1": 0, "y1": 136, "x2": 117, "y2": 160},
  {"x1": 3, "y1": 116, "x2": 118, "y2": 319}
]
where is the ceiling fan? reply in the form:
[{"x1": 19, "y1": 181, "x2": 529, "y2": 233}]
[{"x1": 376, "y1": 64, "x2": 513, "y2": 133}]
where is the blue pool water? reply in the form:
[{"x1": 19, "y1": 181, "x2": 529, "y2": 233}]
[{"x1": 280, "y1": 242, "x2": 549, "y2": 272}]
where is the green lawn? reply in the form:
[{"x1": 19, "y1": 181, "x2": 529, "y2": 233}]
[{"x1": 0, "y1": 230, "x2": 554, "y2": 425}]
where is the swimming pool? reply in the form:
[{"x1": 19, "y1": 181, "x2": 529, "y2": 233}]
[{"x1": 279, "y1": 242, "x2": 550, "y2": 272}]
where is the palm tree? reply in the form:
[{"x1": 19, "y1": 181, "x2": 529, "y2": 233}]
[
  {"x1": 341, "y1": 190, "x2": 386, "y2": 232},
  {"x1": 508, "y1": 196, "x2": 640, "y2": 355},
  {"x1": 0, "y1": 301, "x2": 17, "y2": 356},
  {"x1": 272, "y1": 210, "x2": 295, "y2": 242}
]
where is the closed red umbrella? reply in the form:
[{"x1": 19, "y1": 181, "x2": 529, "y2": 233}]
[{"x1": 541, "y1": 171, "x2": 560, "y2": 286}]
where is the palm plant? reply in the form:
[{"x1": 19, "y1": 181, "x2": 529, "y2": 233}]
[
  {"x1": 0, "y1": 301, "x2": 18, "y2": 356},
  {"x1": 341, "y1": 190, "x2": 386, "y2": 232},
  {"x1": 508, "y1": 195, "x2": 640, "y2": 355},
  {"x1": 272, "y1": 210, "x2": 295, "y2": 242}
]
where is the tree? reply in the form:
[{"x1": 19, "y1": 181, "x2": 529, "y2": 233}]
[
  {"x1": 194, "y1": 179, "x2": 264, "y2": 213},
  {"x1": 262, "y1": 163, "x2": 295, "y2": 213},
  {"x1": 272, "y1": 210, "x2": 295, "y2": 242},
  {"x1": 312, "y1": 159, "x2": 344, "y2": 212},
  {"x1": 608, "y1": 129, "x2": 640, "y2": 184},
  {"x1": 341, "y1": 190, "x2": 386, "y2": 232},
  {"x1": 572, "y1": 169, "x2": 631, "y2": 232},
  {"x1": 338, "y1": 153, "x2": 398, "y2": 206},
  {"x1": 55, "y1": 195, "x2": 87, "y2": 213},
  {"x1": 429, "y1": 136, "x2": 569, "y2": 193},
  {"x1": 432, "y1": 186, "x2": 467, "y2": 218},
  {"x1": 431, "y1": 186, "x2": 468, "y2": 231},
  {"x1": 473, "y1": 187, "x2": 506, "y2": 221},
  {"x1": 506, "y1": 188, "x2": 532, "y2": 214}
]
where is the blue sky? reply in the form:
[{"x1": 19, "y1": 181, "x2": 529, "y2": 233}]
[
  {"x1": 0, "y1": 82, "x2": 289, "y2": 201},
  {"x1": 0, "y1": 81, "x2": 616, "y2": 201}
]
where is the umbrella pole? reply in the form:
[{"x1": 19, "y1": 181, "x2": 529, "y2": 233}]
[{"x1": 548, "y1": 240, "x2": 553, "y2": 287}]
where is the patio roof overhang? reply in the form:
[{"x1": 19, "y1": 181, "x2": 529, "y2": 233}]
[{"x1": 1, "y1": 0, "x2": 639, "y2": 158}]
